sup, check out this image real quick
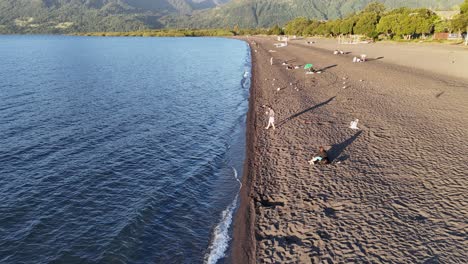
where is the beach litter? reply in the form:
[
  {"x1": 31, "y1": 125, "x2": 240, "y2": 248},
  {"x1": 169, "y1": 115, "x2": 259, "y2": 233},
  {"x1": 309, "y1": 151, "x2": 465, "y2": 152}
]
[{"x1": 349, "y1": 119, "x2": 359, "y2": 130}]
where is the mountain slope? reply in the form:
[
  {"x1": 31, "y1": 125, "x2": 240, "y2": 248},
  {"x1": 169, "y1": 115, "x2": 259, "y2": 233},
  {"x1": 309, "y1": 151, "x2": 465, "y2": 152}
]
[
  {"x1": 166, "y1": 0, "x2": 463, "y2": 28},
  {"x1": 0, "y1": 0, "x2": 228, "y2": 33},
  {"x1": 0, "y1": 0, "x2": 463, "y2": 33}
]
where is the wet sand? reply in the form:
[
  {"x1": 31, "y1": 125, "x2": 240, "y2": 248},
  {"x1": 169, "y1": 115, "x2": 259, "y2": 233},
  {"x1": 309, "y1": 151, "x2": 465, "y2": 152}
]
[{"x1": 231, "y1": 36, "x2": 468, "y2": 263}]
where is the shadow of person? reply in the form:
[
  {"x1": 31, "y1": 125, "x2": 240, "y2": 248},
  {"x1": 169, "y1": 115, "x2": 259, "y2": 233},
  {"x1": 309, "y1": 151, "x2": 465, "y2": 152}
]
[
  {"x1": 435, "y1": 91, "x2": 445, "y2": 98},
  {"x1": 317, "y1": 64, "x2": 338, "y2": 72},
  {"x1": 328, "y1": 130, "x2": 362, "y2": 162},
  {"x1": 278, "y1": 96, "x2": 336, "y2": 127},
  {"x1": 367, "y1": 56, "x2": 384, "y2": 62}
]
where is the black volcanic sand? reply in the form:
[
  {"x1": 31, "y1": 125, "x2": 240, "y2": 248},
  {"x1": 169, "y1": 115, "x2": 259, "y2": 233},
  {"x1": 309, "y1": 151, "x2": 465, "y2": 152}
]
[{"x1": 231, "y1": 36, "x2": 468, "y2": 263}]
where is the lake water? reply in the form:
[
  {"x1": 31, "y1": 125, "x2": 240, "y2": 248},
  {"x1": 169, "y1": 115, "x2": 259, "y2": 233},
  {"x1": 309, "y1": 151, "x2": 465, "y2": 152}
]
[{"x1": 0, "y1": 36, "x2": 250, "y2": 264}]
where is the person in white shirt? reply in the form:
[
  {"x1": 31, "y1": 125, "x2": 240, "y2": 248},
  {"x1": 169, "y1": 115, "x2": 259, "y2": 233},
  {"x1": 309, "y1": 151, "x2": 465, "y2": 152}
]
[{"x1": 265, "y1": 107, "x2": 276, "y2": 130}]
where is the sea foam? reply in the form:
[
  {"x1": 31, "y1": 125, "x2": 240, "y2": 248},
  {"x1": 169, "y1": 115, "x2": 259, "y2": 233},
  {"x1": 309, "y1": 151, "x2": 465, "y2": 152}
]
[{"x1": 204, "y1": 167, "x2": 242, "y2": 264}]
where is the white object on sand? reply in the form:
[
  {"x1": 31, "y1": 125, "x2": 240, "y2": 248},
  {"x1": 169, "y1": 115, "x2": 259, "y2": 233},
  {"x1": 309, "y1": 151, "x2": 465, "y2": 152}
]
[
  {"x1": 349, "y1": 119, "x2": 359, "y2": 130},
  {"x1": 353, "y1": 57, "x2": 362, "y2": 63}
]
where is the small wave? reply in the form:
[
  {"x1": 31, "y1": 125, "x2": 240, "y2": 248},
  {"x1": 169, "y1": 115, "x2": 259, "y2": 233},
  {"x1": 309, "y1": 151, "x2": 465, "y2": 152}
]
[
  {"x1": 241, "y1": 68, "x2": 251, "y2": 89},
  {"x1": 204, "y1": 167, "x2": 242, "y2": 264}
]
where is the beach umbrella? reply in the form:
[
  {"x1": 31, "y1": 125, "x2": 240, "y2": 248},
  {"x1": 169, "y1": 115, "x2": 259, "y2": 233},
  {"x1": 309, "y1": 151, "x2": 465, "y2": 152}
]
[{"x1": 304, "y1": 64, "x2": 313, "y2": 69}]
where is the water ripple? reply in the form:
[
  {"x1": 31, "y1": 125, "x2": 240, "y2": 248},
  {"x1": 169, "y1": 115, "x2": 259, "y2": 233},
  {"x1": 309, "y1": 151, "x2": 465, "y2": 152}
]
[{"x1": 0, "y1": 36, "x2": 249, "y2": 264}]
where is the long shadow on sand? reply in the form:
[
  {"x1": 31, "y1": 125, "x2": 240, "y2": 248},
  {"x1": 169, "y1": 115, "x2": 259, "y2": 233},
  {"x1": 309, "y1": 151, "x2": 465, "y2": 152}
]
[
  {"x1": 328, "y1": 130, "x2": 363, "y2": 162},
  {"x1": 317, "y1": 64, "x2": 337, "y2": 72},
  {"x1": 366, "y1": 56, "x2": 384, "y2": 62},
  {"x1": 278, "y1": 96, "x2": 335, "y2": 127}
]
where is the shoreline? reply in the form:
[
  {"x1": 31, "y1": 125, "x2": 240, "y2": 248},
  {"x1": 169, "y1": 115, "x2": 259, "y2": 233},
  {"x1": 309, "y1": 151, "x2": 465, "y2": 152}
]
[
  {"x1": 230, "y1": 38, "x2": 258, "y2": 264},
  {"x1": 231, "y1": 36, "x2": 467, "y2": 263}
]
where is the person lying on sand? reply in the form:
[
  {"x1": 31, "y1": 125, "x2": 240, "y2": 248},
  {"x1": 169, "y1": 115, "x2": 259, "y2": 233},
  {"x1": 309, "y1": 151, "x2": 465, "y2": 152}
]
[
  {"x1": 265, "y1": 107, "x2": 275, "y2": 130},
  {"x1": 360, "y1": 54, "x2": 367, "y2": 62},
  {"x1": 308, "y1": 146, "x2": 329, "y2": 165},
  {"x1": 334, "y1": 50, "x2": 345, "y2": 55}
]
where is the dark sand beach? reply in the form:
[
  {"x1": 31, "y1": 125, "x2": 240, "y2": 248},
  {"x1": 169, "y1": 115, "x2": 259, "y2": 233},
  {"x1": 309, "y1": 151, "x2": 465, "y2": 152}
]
[{"x1": 232, "y1": 36, "x2": 468, "y2": 263}]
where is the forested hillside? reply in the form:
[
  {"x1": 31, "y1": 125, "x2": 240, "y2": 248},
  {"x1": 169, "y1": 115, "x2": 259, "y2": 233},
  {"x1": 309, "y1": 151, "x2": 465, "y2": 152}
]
[
  {"x1": 0, "y1": 0, "x2": 228, "y2": 33},
  {"x1": 167, "y1": 0, "x2": 463, "y2": 28},
  {"x1": 0, "y1": 0, "x2": 463, "y2": 33}
]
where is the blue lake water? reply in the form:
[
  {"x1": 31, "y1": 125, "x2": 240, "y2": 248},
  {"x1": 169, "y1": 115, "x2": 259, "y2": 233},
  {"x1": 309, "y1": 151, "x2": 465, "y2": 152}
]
[{"x1": 0, "y1": 36, "x2": 250, "y2": 264}]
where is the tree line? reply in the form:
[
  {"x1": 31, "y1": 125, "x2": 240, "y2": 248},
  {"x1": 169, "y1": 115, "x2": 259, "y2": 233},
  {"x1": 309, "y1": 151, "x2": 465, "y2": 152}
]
[
  {"x1": 73, "y1": 1, "x2": 468, "y2": 40},
  {"x1": 278, "y1": 1, "x2": 468, "y2": 40}
]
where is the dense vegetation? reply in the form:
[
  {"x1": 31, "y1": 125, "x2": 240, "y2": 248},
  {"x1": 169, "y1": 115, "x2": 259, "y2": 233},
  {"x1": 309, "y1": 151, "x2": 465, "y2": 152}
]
[
  {"x1": 281, "y1": 1, "x2": 468, "y2": 40},
  {"x1": 0, "y1": 0, "x2": 228, "y2": 33},
  {"x1": 168, "y1": 0, "x2": 463, "y2": 28},
  {"x1": 73, "y1": 27, "x2": 275, "y2": 37},
  {"x1": 74, "y1": 28, "x2": 238, "y2": 37},
  {"x1": 0, "y1": 0, "x2": 463, "y2": 33}
]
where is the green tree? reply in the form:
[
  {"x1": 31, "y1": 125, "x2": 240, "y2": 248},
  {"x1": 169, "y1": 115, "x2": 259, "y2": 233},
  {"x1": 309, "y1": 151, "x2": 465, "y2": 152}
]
[
  {"x1": 363, "y1": 1, "x2": 386, "y2": 14},
  {"x1": 354, "y1": 12, "x2": 379, "y2": 36},
  {"x1": 434, "y1": 18, "x2": 451, "y2": 33},
  {"x1": 451, "y1": 0, "x2": 468, "y2": 32},
  {"x1": 268, "y1": 24, "x2": 284, "y2": 35},
  {"x1": 461, "y1": 0, "x2": 468, "y2": 13},
  {"x1": 232, "y1": 24, "x2": 239, "y2": 35},
  {"x1": 413, "y1": 9, "x2": 437, "y2": 37},
  {"x1": 377, "y1": 13, "x2": 400, "y2": 37},
  {"x1": 328, "y1": 20, "x2": 341, "y2": 36},
  {"x1": 339, "y1": 16, "x2": 358, "y2": 35},
  {"x1": 303, "y1": 20, "x2": 321, "y2": 36},
  {"x1": 284, "y1": 17, "x2": 310, "y2": 36}
]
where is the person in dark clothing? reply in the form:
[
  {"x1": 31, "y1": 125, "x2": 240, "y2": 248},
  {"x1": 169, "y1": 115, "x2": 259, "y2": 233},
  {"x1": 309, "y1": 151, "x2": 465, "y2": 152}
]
[{"x1": 308, "y1": 146, "x2": 330, "y2": 165}]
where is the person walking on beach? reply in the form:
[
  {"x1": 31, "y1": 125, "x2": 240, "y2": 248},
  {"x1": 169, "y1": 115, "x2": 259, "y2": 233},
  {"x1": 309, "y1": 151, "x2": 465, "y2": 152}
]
[
  {"x1": 265, "y1": 106, "x2": 275, "y2": 130},
  {"x1": 308, "y1": 146, "x2": 329, "y2": 165}
]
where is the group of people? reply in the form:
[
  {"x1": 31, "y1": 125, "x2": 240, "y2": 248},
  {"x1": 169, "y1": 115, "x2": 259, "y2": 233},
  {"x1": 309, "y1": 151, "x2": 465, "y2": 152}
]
[
  {"x1": 334, "y1": 49, "x2": 368, "y2": 63},
  {"x1": 264, "y1": 106, "x2": 330, "y2": 166},
  {"x1": 263, "y1": 42, "x2": 367, "y2": 166}
]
